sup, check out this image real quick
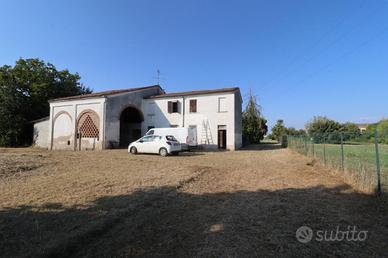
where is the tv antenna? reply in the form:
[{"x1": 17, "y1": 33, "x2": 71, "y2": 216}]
[{"x1": 156, "y1": 69, "x2": 161, "y2": 85}]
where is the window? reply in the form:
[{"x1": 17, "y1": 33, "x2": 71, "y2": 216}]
[
  {"x1": 189, "y1": 99, "x2": 197, "y2": 113},
  {"x1": 170, "y1": 124, "x2": 179, "y2": 128},
  {"x1": 147, "y1": 129, "x2": 154, "y2": 135},
  {"x1": 172, "y1": 102, "x2": 178, "y2": 112},
  {"x1": 140, "y1": 135, "x2": 154, "y2": 142},
  {"x1": 166, "y1": 135, "x2": 178, "y2": 141},
  {"x1": 78, "y1": 113, "x2": 99, "y2": 138},
  {"x1": 148, "y1": 102, "x2": 155, "y2": 116},
  {"x1": 218, "y1": 97, "x2": 227, "y2": 112},
  {"x1": 168, "y1": 101, "x2": 179, "y2": 113}
]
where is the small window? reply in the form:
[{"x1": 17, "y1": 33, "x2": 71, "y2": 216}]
[
  {"x1": 168, "y1": 101, "x2": 179, "y2": 113},
  {"x1": 148, "y1": 102, "x2": 156, "y2": 115},
  {"x1": 189, "y1": 99, "x2": 197, "y2": 113},
  {"x1": 140, "y1": 135, "x2": 154, "y2": 142},
  {"x1": 172, "y1": 102, "x2": 178, "y2": 112},
  {"x1": 166, "y1": 135, "x2": 178, "y2": 141},
  {"x1": 147, "y1": 129, "x2": 155, "y2": 135},
  {"x1": 171, "y1": 124, "x2": 179, "y2": 128},
  {"x1": 218, "y1": 97, "x2": 227, "y2": 112}
]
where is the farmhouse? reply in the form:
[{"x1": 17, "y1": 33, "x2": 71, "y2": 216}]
[{"x1": 33, "y1": 85, "x2": 242, "y2": 151}]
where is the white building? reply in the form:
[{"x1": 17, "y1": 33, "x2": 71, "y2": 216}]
[{"x1": 33, "y1": 85, "x2": 242, "y2": 150}]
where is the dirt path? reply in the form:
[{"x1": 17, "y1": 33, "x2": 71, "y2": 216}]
[{"x1": 0, "y1": 145, "x2": 387, "y2": 257}]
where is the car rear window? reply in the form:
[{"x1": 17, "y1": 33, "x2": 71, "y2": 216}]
[{"x1": 166, "y1": 135, "x2": 178, "y2": 141}]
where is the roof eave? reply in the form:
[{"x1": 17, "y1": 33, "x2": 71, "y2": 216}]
[{"x1": 147, "y1": 87, "x2": 240, "y2": 99}]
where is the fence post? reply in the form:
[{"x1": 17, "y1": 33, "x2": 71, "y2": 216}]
[
  {"x1": 340, "y1": 133, "x2": 344, "y2": 171},
  {"x1": 304, "y1": 136, "x2": 308, "y2": 155},
  {"x1": 323, "y1": 134, "x2": 327, "y2": 166},
  {"x1": 312, "y1": 139, "x2": 315, "y2": 157},
  {"x1": 374, "y1": 130, "x2": 382, "y2": 196}
]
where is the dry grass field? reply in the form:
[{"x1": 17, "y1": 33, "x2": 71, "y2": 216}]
[{"x1": 1, "y1": 144, "x2": 387, "y2": 257}]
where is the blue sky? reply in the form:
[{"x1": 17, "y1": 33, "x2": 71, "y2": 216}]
[{"x1": 1, "y1": 0, "x2": 387, "y2": 129}]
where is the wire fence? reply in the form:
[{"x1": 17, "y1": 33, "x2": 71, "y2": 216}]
[{"x1": 288, "y1": 131, "x2": 388, "y2": 194}]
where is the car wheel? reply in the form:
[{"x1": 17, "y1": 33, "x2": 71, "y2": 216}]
[
  {"x1": 159, "y1": 148, "x2": 168, "y2": 157},
  {"x1": 130, "y1": 147, "x2": 137, "y2": 154}
]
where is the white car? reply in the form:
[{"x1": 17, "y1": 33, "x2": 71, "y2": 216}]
[
  {"x1": 128, "y1": 135, "x2": 181, "y2": 156},
  {"x1": 146, "y1": 127, "x2": 197, "y2": 150}
]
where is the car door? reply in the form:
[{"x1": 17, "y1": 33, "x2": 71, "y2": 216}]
[
  {"x1": 148, "y1": 136, "x2": 161, "y2": 153},
  {"x1": 137, "y1": 135, "x2": 153, "y2": 153}
]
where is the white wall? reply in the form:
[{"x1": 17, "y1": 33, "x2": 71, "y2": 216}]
[
  {"x1": 49, "y1": 98, "x2": 105, "y2": 150},
  {"x1": 104, "y1": 87, "x2": 162, "y2": 148},
  {"x1": 143, "y1": 92, "x2": 239, "y2": 150},
  {"x1": 33, "y1": 119, "x2": 49, "y2": 148}
]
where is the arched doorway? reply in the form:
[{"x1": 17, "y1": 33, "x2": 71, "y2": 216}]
[
  {"x1": 77, "y1": 110, "x2": 100, "y2": 150},
  {"x1": 120, "y1": 106, "x2": 144, "y2": 147}
]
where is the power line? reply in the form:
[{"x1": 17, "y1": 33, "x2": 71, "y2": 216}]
[
  {"x1": 280, "y1": 24, "x2": 388, "y2": 96},
  {"x1": 261, "y1": 1, "x2": 362, "y2": 89},
  {"x1": 260, "y1": 1, "x2": 385, "y2": 91}
]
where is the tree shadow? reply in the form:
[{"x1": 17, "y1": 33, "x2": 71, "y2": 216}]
[
  {"x1": 0, "y1": 185, "x2": 387, "y2": 257},
  {"x1": 240, "y1": 142, "x2": 283, "y2": 151}
]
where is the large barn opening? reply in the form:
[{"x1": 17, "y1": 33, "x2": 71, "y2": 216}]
[{"x1": 119, "y1": 106, "x2": 143, "y2": 147}]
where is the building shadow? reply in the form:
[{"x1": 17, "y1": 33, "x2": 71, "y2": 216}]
[{"x1": 0, "y1": 185, "x2": 387, "y2": 257}]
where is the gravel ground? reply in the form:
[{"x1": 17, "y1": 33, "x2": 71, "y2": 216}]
[{"x1": 0, "y1": 144, "x2": 387, "y2": 257}]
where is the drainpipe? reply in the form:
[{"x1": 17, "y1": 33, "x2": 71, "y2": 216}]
[
  {"x1": 182, "y1": 96, "x2": 185, "y2": 127},
  {"x1": 102, "y1": 98, "x2": 107, "y2": 149},
  {"x1": 73, "y1": 104, "x2": 78, "y2": 151},
  {"x1": 50, "y1": 105, "x2": 54, "y2": 150}
]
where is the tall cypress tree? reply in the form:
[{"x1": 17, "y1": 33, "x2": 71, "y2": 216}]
[{"x1": 242, "y1": 91, "x2": 268, "y2": 143}]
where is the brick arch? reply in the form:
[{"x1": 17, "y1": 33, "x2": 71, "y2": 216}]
[
  {"x1": 53, "y1": 111, "x2": 72, "y2": 124},
  {"x1": 119, "y1": 105, "x2": 144, "y2": 147},
  {"x1": 119, "y1": 104, "x2": 144, "y2": 121},
  {"x1": 51, "y1": 111, "x2": 73, "y2": 150},
  {"x1": 77, "y1": 109, "x2": 100, "y2": 139}
]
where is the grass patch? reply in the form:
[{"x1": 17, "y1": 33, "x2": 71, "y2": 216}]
[{"x1": 290, "y1": 141, "x2": 388, "y2": 191}]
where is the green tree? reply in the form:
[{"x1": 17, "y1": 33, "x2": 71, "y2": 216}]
[
  {"x1": 271, "y1": 119, "x2": 287, "y2": 141},
  {"x1": 242, "y1": 93, "x2": 268, "y2": 144},
  {"x1": 376, "y1": 120, "x2": 388, "y2": 144},
  {"x1": 340, "y1": 122, "x2": 361, "y2": 141},
  {"x1": 0, "y1": 58, "x2": 91, "y2": 146},
  {"x1": 287, "y1": 127, "x2": 307, "y2": 137},
  {"x1": 306, "y1": 116, "x2": 342, "y2": 135},
  {"x1": 305, "y1": 116, "x2": 342, "y2": 143}
]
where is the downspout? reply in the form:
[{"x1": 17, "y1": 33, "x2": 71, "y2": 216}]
[
  {"x1": 50, "y1": 105, "x2": 54, "y2": 150},
  {"x1": 73, "y1": 104, "x2": 78, "y2": 151},
  {"x1": 102, "y1": 97, "x2": 107, "y2": 149},
  {"x1": 182, "y1": 96, "x2": 185, "y2": 127}
]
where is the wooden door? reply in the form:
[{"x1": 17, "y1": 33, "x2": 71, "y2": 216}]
[{"x1": 218, "y1": 130, "x2": 226, "y2": 149}]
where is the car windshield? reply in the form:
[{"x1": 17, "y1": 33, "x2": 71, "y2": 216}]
[{"x1": 165, "y1": 135, "x2": 177, "y2": 141}]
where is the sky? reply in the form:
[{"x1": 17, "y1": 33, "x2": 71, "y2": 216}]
[{"x1": 1, "y1": 0, "x2": 388, "y2": 130}]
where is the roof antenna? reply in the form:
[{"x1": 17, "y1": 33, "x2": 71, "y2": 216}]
[{"x1": 156, "y1": 69, "x2": 160, "y2": 86}]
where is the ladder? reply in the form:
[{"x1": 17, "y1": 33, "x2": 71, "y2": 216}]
[{"x1": 200, "y1": 120, "x2": 214, "y2": 145}]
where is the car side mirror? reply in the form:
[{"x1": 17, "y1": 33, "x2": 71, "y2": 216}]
[{"x1": 139, "y1": 140, "x2": 143, "y2": 143}]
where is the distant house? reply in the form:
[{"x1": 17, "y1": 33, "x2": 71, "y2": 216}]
[
  {"x1": 356, "y1": 123, "x2": 369, "y2": 133},
  {"x1": 33, "y1": 85, "x2": 242, "y2": 151}
]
